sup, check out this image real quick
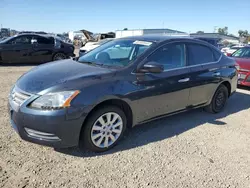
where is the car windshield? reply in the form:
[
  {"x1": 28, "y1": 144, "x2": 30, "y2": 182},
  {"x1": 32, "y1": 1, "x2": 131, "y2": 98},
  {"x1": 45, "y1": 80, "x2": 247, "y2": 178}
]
[
  {"x1": 232, "y1": 48, "x2": 250, "y2": 58},
  {"x1": 0, "y1": 36, "x2": 14, "y2": 43},
  {"x1": 96, "y1": 39, "x2": 113, "y2": 45},
  {"x1": 78, "y1": 39, "x2": 153, "y2": 67}
]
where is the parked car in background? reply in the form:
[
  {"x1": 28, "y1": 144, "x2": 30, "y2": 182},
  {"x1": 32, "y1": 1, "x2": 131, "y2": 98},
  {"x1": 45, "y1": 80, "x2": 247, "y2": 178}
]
[
  {"x1": 231, "y1": 46, "x2": 250, "y2": 86},
  {"x1": 221, "y1": 45, "x2": 243, "y2": 56},
  {"x1": 0, "y1": 34, "x2": 74, "y2": 64},
  {"x1": 79, "y1": 38, "x2": 113, "y2": 57},
  {"x1": 194, "y1": 37, "x2": 221, "y2": 48},
  {"x1": 8, "y1": 36, "x2": 237, "y2": 152}
]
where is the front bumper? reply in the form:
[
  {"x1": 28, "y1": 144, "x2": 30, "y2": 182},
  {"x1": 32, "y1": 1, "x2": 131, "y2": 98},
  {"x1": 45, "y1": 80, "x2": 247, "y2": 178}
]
[
  {"x1": 238, "y1": 71, "x2": 250, "y2": 87},
  {"x1": 8, "y1": 94, "x2": 87, "y2": 148}
]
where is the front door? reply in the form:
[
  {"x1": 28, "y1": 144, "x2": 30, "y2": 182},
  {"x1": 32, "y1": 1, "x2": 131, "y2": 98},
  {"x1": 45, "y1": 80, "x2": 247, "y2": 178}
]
[
  {"x1": 1, "y1": 35, "x2": 33, "y2": 63},
  {"x1": 133, "y1": 42, "x2": 192, "y2": 123}
]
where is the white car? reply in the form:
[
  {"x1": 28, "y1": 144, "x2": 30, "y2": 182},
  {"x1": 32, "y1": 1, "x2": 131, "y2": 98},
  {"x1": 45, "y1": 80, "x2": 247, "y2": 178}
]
[
  {"x1": 79, "y1": 39, "x2": 113, "y2": 57},
  {"x1": 221, "y1": 45, "x2": 244, "y2": 56}
]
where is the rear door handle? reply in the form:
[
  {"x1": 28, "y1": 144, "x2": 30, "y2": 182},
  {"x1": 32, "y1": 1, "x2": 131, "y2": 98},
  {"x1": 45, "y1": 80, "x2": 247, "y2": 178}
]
[
  {"x1": 213, "y1": 72, "x2": 221, "y2": 76},
  {"x1": 178, "y1": 78, "x2": 190, "y2": 83}
]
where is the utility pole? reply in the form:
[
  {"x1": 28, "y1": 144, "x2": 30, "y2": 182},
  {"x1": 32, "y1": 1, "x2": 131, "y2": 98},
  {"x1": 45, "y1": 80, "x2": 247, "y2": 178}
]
[{"x1": 213, "y1": 26, "x2": 218, "y2": 33}]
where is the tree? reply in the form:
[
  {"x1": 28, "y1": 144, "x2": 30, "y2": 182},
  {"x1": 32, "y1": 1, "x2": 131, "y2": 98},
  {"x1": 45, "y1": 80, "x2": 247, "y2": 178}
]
[
  {"x1": 238, "y1": 30, "x2": 249, "y2": 43},
  {"x1": 196, "y1": 31, "x2": 204, "y2": 34},
  {"x1": 218, "y1": 27, "x2": 228, "y2": 35},
  {"x1": 123, "y1": 28, "x2": 128, "y2": 30},
  {"x1": 238, "y1": 30, "x2": 249, "y2": 38}
]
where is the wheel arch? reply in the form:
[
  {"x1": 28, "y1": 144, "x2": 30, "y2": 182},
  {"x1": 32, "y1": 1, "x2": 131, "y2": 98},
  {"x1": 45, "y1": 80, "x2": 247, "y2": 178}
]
[
  {"x1": 79, "y1": 98, "x2": 134, "y2": 141},
  {"x1": 220, "y1": 80, "x2": 231, "y2": 98},
  {"x1": 52, "y1": 51, "x2": 66, "y2": 61}
]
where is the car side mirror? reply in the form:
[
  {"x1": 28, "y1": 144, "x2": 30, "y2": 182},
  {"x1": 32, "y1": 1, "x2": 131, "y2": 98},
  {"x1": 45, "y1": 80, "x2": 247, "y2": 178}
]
[{"x1": 139, "y1": 61, "x2": 164, "y2": 73}]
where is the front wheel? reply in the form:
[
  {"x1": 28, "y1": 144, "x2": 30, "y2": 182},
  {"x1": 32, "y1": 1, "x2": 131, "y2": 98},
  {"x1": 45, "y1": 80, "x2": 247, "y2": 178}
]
[
  {"x1": 205, "y1": 84, "x2": 229, "y2": 113},
  {"x1": 80, "y1": 106, "x2": 127, "y2": 152}
]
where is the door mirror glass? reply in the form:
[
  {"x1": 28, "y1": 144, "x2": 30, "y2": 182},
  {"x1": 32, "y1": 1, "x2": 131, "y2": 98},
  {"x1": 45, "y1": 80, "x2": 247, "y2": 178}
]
[{"x1": 139, "y1": 61, "x2": 164, "y2": 73}]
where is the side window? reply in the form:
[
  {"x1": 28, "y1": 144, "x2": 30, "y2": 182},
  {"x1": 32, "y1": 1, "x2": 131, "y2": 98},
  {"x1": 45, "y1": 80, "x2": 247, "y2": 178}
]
[
  {"x1": 11, "y1": 36, "x2": 32, "y2": 44},
  {"x1": 187, "y1": 44, "x2": 214, "y2": 65},
  {"x1": 33, "y1": 36, "x2": 54, "y2": 44},
  {"x1": 147, "y1": 43, "x2": 186, "y2": 70}
]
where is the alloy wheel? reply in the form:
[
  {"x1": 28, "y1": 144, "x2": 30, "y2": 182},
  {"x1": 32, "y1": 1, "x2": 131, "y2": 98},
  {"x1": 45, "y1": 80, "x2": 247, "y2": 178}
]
[{"x1": 91, "y1": 112, "x2": 123, "y2": 148}]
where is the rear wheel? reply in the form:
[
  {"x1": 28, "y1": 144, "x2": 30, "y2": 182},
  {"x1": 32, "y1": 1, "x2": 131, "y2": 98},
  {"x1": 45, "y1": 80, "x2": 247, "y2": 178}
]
[
  {"x1": 52, "y1": 53, "x2": 66, "y2": 61},
  {"x1": 80, "y1": 105, "x2": 127, "y2": 152},
  {"x1": 205, "y1": 84, "x2": 229, "y2": 113}
]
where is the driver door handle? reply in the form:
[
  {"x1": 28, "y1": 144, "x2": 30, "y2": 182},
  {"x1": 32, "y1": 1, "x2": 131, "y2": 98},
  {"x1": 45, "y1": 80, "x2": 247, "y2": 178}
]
[{"x1": 178, "y1": 78, "x2": 190, "y2": 83}]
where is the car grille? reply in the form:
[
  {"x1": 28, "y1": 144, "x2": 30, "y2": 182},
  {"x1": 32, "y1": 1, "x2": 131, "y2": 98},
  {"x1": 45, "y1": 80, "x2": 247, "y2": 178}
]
[{"x1": 10, "y1": 87, "x2": 31, "y2": 106}]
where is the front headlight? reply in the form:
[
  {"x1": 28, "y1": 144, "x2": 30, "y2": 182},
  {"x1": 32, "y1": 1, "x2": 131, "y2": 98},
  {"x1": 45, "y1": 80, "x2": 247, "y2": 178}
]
[{"x1": 30, "y1": 91, "x2": 80, "y2": 110}]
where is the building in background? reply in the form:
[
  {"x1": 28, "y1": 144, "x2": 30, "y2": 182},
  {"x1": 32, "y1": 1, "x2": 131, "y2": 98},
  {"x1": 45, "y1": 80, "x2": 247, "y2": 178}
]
[
  {"x1": 190, "y1": 33, "x2": 240, "y2": 45},
  {"x1": 115, "y1": 28, "x2": 188, "y2": 38},
  {"x1": 0, "y1": 28, "x2": 10, "y2": 38},
  {"x1": 10, "y1": 29, "x2": 18, "y2": 36}
]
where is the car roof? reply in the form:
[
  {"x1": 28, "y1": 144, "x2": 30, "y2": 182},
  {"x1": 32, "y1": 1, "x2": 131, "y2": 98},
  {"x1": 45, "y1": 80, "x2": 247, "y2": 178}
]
[
  {"x1": 119, "y1": 35, "x2": 210, "y2": 44},
  {"x1": 16, "y1": 33, "x2": 55, "y2": 39},
  {"x1": 120, "y1": 35, "x2": 192, "y2": 42}
]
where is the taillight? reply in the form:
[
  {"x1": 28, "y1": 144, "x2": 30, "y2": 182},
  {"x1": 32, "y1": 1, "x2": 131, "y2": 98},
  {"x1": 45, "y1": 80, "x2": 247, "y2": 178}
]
[{"x1": 226, "y1": 53, "x2": 232, "y2": 56}]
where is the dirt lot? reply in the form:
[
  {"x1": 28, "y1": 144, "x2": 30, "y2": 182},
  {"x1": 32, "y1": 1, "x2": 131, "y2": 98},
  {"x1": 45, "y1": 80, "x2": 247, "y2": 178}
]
[{"x1": 0, "y1": 65, "x2": 250, "y2": 188}]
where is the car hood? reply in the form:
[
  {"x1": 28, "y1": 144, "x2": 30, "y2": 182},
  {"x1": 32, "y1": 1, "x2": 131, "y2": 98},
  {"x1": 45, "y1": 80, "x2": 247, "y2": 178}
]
[
  {"x1": 16, "y1": 59, "x2": 113, "y2": 94},
  {"x1": 234, "y1": 58, "x2": 250, "y2": 71}
]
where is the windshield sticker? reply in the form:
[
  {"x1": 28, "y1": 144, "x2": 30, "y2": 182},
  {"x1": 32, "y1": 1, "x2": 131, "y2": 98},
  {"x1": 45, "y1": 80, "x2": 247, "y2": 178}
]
[{"x1": 133, "y1": 40, "x2": 152, "y2": 46}]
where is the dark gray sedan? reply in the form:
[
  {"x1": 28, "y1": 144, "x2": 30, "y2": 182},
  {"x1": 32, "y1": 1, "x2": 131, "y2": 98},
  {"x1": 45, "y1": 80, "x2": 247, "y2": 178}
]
[{"x1": 8, "y1": 35, "x2": 237, "y2": 152}]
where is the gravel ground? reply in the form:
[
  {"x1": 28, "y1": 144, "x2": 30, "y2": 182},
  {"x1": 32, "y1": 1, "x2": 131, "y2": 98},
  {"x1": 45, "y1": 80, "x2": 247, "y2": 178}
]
[{"x1": 0, "y1": 65, "x2": 250, "y2": 188}]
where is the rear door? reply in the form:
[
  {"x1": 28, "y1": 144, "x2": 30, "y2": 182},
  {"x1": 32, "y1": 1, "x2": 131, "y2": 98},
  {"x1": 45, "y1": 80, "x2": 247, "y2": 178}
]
[
  {"x1": 31, "y1": 36, "x2": 55, "y2": 63},
  {"x1": 186, "y1": 42, "x2": 222, "y2": 106}
]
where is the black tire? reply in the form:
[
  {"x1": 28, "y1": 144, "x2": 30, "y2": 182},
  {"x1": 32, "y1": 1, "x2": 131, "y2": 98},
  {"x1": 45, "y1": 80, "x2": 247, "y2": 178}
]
[
  {"x1": 52, "y1": 52, "x2": 66, "y2": 61},
  {"x1": 205, "y1": 84, "x2": 229, "y2": 113},
  {"x1": 80, "y1": 105, "x2": 127, "y2": 152}
]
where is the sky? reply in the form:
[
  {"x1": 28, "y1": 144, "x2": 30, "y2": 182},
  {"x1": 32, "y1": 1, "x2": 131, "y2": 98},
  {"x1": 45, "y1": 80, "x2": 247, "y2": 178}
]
[{"x1": 0, "y1": 0, "x2": 249, "y2": 36}]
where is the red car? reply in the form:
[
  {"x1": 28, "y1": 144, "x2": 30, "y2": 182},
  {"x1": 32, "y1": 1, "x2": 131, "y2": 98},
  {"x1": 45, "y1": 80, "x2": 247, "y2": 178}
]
[{"x1": 231, "y1": 47, "x2": 250, "y2": 86}]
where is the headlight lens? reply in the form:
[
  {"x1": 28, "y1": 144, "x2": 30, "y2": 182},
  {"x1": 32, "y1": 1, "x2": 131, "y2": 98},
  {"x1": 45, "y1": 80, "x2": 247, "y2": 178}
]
[{"x1": 30, "y1": 91, "x2": 80, "y2": 110}]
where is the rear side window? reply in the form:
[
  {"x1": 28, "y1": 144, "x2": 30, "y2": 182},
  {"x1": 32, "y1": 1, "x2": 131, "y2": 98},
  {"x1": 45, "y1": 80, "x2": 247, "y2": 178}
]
[
  {"x1": 33, "y1": 36, "x2": 54, "y2": 44},
  {"x1": 212, "y1": 49, "x2": 222, "y2": 61},
  {"x1": 187, "y1": 44, "x2": 214, "y2": 65}
]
